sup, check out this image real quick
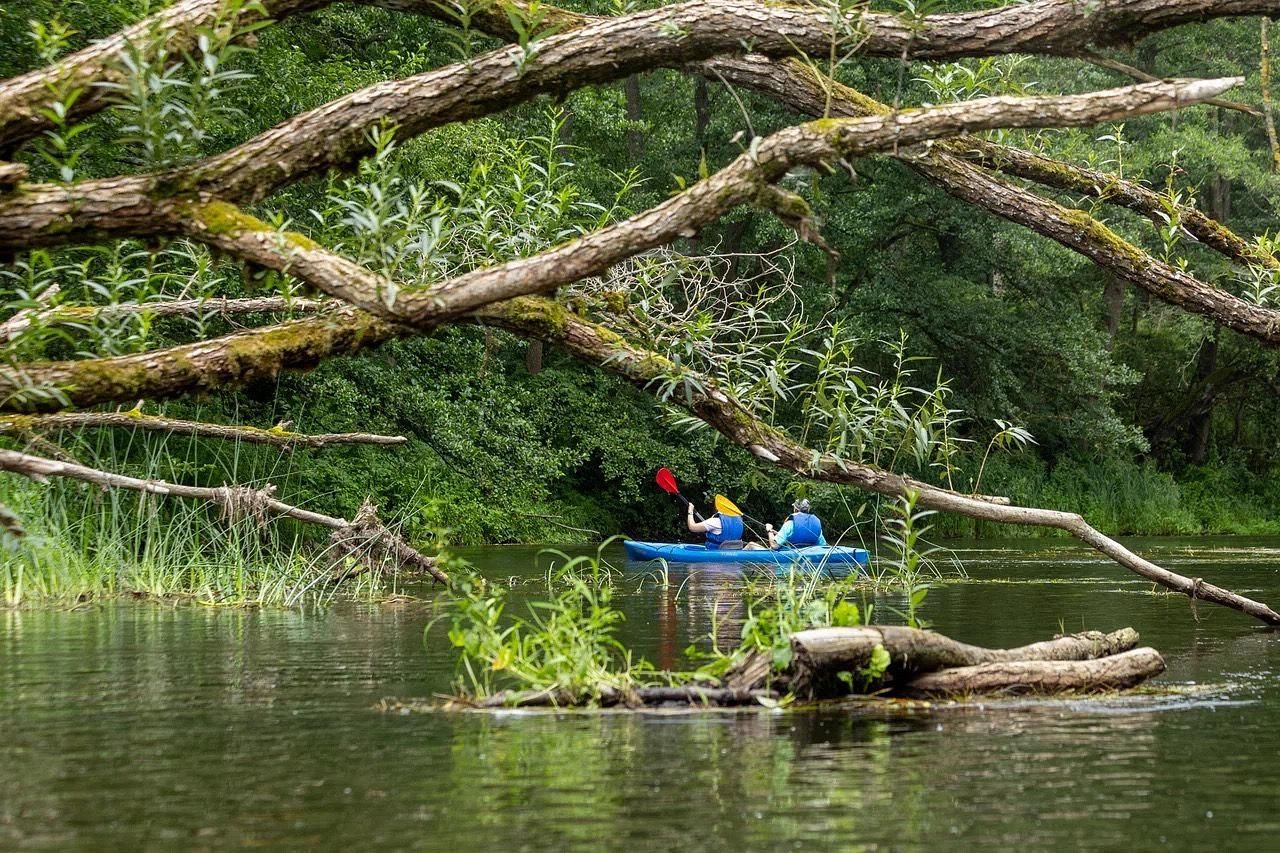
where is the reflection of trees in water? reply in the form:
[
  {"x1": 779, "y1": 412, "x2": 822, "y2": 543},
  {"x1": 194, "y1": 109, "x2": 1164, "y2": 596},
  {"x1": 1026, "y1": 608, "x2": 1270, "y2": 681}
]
[
  {"x1": 652, "y1": 567, "x2": 752, "y2": 666},
  {"x1": 447, "y1": 711, "x2": 911, "y2": 848}
]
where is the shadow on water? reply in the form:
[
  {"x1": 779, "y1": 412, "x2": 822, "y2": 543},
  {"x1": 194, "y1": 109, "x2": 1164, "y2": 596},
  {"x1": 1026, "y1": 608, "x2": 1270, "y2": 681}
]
[{"x1": 2, "y1": 537, "x2": 1279, "y2": 850}]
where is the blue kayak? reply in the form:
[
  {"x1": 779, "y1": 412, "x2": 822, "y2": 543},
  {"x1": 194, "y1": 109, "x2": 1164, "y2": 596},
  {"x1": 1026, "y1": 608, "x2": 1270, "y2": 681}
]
[{"x1": 623, "y1": 541, "x2": 869, "y2": 567}]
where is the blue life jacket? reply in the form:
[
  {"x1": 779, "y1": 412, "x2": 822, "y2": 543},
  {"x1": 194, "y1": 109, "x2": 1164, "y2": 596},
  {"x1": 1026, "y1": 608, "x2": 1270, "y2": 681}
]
[
  {"x1": 705, "y1": 513, "x2": 744, "y2": 548},
  {"x1": 787, "y1": 512, "x2": 822, "y2": 546}
]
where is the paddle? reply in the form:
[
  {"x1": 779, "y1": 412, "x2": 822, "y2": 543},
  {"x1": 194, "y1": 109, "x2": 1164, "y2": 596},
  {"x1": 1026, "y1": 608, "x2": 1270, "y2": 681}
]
[
  {"x1": 715, "y1": 494, "x2": 769, "y2": 538},
  {"x1": 656, "y1": 467, "x2": 703, "y2": 521}
]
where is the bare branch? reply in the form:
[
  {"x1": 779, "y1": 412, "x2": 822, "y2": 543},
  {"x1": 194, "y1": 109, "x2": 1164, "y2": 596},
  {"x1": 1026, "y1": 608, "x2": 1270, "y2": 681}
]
[
  {"x1": 3, "y1": 0, "x2": 1273, "y2": 151},
  {"x1": 0, "y1": 447, "x2": 446, "y2": 582},
  {"x1": 1078, "y1": 51, "x2": 1262, "y2": 117},
  {"x1": 0, "y1": 79, "x2": 1250, "y2": 411},
  {"x1": 182, "y1": 80, "x2": 1242, "y2": 326},
  {"x1": 0, "y1": 283, "x2": 60, "y2": 341},
  {"x1": 1, "y1": 295, "x2": 331, "y2": 341},
  {"x1": 0, "y1": 77, "x2": 1236, "y2": 277},
  {"x1": 702, "y1": 56, "x2": 1280, "y2": 344},
  {"x1": 0, "y1": 411, "x2": 406, "y2": 447},
  {"x1": 479, "y1": 296, "x2": 1280, "y2": 626}
]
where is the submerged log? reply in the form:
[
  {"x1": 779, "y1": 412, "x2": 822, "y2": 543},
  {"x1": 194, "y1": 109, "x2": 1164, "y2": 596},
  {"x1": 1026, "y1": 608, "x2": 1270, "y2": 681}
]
[
  {"x1": 474, "y1": 684, "x2": 778, "y2": 709},
  {"x1": 787, "y1": 626, "x2": 1140, "y2": 697},
  {"x1": 902, "y1": 647, "x2": 1166, "y2": 696}
]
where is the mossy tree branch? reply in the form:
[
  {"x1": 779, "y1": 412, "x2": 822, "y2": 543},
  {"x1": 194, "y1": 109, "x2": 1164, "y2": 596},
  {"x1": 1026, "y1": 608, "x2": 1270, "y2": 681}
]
[
  {"x1": 175, "y1": 81, "x2": 1237, "y2": 329},
  {"x1": 4, "y1": 0, "x2": 1273, "y2": 150}
]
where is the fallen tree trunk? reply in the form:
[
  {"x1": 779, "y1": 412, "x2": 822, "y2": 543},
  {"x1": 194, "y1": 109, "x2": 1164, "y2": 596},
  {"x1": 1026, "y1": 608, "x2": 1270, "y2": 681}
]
[
  {"x1": 788, "y1": 626, "x2": 1140, "y2": 695},
  {"x1": 902, "y1": 647, "x2": 1166, "y2": 697}
]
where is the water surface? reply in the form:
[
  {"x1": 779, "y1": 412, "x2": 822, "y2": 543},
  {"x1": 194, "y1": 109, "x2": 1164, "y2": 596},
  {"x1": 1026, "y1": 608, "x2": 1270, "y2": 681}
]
[{"x1": 3, "y1": 537, "x2": 1278, "y2": 850}]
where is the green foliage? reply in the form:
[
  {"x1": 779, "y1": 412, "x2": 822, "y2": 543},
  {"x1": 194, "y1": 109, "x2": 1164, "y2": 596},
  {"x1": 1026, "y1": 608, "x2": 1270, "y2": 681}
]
[
  {"x1": 444, "y1": 548, "x2": 665, "y2": 704},
  {"x1": 730, "y1": 567, "x2": 866, "y2": 671},
  {"x1": 0, "y1": 437, "x2": 407, "y2": 607},
  {"x1": 4, "y1": 0, "x2": 1280, "y2": 575}
]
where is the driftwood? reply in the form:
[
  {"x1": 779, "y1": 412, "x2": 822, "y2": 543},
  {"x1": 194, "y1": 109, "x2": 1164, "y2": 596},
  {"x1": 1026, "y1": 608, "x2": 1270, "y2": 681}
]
[
  {"x1": 787, "y1": 626, "x2": 1141, "y2": 696},
  {"x1": 0, "y1": 448, "x2": 447, "y2": 582},
  {"x1": 902, "y1": 648, "x2": 1166, "y2": 697}
]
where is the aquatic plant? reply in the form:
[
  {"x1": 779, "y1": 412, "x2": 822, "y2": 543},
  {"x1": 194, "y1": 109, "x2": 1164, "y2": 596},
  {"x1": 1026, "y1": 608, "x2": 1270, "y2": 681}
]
[{"x1": 444, "y1": 550, "x2": 668, "y2": 704}]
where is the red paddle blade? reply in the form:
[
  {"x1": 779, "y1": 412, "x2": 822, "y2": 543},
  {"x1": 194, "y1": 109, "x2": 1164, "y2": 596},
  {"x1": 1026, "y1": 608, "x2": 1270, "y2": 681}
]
[{"x1": 655, "y1": 467, "x2": 678, "y2": 494}]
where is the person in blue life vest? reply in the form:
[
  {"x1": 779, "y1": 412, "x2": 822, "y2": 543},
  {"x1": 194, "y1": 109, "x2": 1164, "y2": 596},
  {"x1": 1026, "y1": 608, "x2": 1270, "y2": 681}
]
[
  {"x1": 766, "y1": 499, "x2": 827, "y2": 549},
  {"x1": 685, "y1": 501, "x2": 745, "y2": 550}
]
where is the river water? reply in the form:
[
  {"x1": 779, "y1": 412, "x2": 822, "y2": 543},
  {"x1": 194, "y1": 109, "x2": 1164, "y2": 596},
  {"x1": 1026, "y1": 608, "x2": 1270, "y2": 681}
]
[{"x1": 2, "y1": 537, "x2": 1278, "y2": 850}]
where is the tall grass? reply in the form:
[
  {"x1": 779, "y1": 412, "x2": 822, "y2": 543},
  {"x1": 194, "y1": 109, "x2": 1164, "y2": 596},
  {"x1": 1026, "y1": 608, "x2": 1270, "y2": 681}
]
[{"x1": 0, "y1": 426, "x2": 410, "y2": 607}]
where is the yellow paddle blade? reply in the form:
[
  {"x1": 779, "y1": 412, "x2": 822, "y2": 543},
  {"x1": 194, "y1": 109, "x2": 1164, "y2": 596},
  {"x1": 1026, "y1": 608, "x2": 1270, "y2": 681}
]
[{"x1": 714, "y1": 494, "x2": 743, "y2": 516}]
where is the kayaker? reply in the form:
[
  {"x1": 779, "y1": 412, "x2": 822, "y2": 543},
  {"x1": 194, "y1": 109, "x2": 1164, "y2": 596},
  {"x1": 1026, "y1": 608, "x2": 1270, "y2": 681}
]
[
  {"x1": 686, "y1": 502, "x2": 745, "y2": 550},
  {"x1": 766, "y1": 499, "x2": 827, "y2": 549}
]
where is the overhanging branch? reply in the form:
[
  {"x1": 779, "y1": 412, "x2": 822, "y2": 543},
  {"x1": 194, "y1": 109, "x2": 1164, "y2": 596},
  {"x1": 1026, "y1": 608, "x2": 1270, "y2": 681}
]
[
  {"x1": 479, "y1": 296, "x2": 1280, "y2": 626},
  {"x1": 4, "y1": 0, "x2": 1273, "y2": 151}
]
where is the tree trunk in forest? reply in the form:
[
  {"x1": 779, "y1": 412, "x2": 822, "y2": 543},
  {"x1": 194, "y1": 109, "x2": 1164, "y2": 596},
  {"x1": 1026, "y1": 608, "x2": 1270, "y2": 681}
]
[
  {"x1": 624, "y1": 75, "x2": 644, "y2": 163},
  {"x1": 1187, "y1": 333, "x2": 1219, "y2": 464},
  {"x1": 1103, "y1": 276, "x2": 1125, "y2": 348},
  {"x1": 1263, "y1": 19, "x2": 1280, "y2": 172},
  {"x1": 525, "y1": 340, "x2": 544, "y2": 375},
  {"x1": 694, "y1": 77, "x2": 711, "y2": 147}
]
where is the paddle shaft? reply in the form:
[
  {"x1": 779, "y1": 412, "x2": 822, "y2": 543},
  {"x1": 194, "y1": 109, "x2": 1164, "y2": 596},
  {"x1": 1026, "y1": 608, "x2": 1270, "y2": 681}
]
[{"x1": 672, "y1": 492, "x2": 705, "y2": 523}]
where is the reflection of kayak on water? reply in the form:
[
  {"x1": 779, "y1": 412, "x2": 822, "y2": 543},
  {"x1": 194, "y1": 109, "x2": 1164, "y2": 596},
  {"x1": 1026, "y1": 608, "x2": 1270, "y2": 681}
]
[{"x1": 623, "y1": 541, "x2": 870, "y2": 567}]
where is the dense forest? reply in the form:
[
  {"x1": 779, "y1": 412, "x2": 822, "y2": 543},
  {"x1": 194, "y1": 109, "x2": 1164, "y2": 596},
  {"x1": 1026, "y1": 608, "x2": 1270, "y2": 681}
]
[{"x1": 4, "y1": 0, "x2": 1280, "y2": 606}]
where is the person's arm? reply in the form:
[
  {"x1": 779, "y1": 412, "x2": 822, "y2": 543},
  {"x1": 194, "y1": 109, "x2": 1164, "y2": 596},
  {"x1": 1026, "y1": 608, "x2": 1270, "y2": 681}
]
[
  {"x1": 772, "y1": 519, "x2": 794, "y2": 549},
  {"x1": 765, "y1": 523, "x2": 776, "y2": 548},
  {"x1": 686, "y1": 505, "x2": 720, "y2": 534}
]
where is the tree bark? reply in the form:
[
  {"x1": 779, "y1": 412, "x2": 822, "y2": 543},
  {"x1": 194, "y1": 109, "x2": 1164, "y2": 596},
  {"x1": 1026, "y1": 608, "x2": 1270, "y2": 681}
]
[
  {"x1": 1103, "y1": 276, "x2": 1126, "y2": 348},
  {"x1": 1264, "y1": 18, "x2": 1280, "y2": 171},
  {"x1": 624, "y1": 75, "x2": 644, "y2": 163}
]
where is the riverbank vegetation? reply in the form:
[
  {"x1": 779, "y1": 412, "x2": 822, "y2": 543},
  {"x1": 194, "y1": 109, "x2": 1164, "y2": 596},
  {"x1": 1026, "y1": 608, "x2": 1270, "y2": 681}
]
[{"x1": 3, "y1": 0, "x2": 1280, "y2": 625}]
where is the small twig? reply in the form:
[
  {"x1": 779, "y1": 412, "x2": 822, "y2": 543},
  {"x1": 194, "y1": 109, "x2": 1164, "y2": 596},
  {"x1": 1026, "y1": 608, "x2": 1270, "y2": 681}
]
[{"x1": 511, "y1": 511, "x2": 601, "y2": 537}]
